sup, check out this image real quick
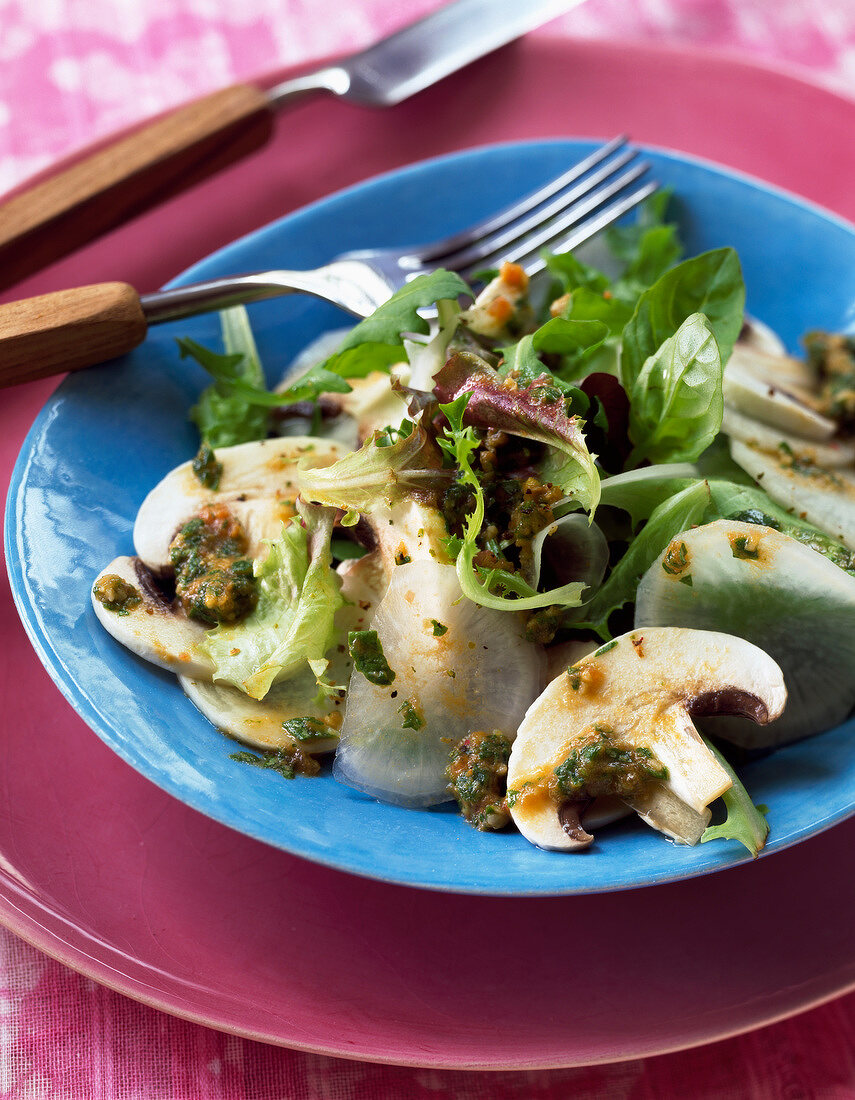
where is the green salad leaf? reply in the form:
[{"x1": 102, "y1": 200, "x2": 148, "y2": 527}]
[
  {"x1": 438, "y1": 395, "x2": 587, "y2": 613},
  {"x1": 297, "y1": 423, "x2": 450, "y2": 515},
  {"x1": 186, "y1": 306, "x2": 271, "y2": 447},
  {"x1": 624, "y1": 312, "x2": 723, "y2": 468},
  {"x1": 500, "y1": 317, "x2": 609, "y2": 386},
  {"x1": 315, "y1": 270, "x2": 471, "y2": 382},
  {"x1": 620, "y1": 247, "x2": 745, "y2": 386},
  {"x1": 202, "y1": 505, "x2": 343, "y2": 700},
  {"x1": 606, "y1": 189, "x2": 683, "y2": 293},
  {"x1": 578, "y1": 479, "x2": 711, "y2": 637},
  {"x1": 700, "y1": 737, "x2": 769, "y2": 857},
  {"x1": 599, "y1": 464, "x2": 700, "y2": 527}
]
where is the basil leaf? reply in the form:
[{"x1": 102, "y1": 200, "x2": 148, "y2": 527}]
[
  {"x1": 625, "y1": 312, "x2": 723, "y2": 467},
  {"x1": 620, "y1": 247, "x2": 745, "y2": 388}
]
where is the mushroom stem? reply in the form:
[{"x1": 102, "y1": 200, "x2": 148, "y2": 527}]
[{"x1": 559, "y1": 800, "x2": 594, "y2": 846}]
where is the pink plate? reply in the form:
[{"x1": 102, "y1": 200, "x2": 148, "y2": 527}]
[{"x1": 3, "y1": 37, "x2": 855, "y2": 1069}]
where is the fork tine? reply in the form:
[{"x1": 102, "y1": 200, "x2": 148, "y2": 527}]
[
  {"x1": 501, "y1": 180, "x2": 660, "y2": 278},
  {"x1": 410, "y1": 136, "x2": 631, "y2": 265},
  {"x1": 456, "y1": 162, "x2": 652, "y2": 278},
  {"x1": 433, "y1": 148, "x2": 642, "y2": 274}
]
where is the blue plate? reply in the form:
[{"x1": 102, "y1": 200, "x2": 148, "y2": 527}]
[{"x1": 7, "y1": 141, "x2": 855, "y2": 895}]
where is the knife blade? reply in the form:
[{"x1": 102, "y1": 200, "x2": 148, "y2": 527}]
[
  {"x1": 268, "y1": 0, "x2": 587, "y2": 107},
  {"x1": 0, "y1": 0, "x2": 585, "y2": 292}
]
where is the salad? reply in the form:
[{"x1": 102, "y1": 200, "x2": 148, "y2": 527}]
[{"x1": 91, "y1": 194, "x2": 855, "y2": 859}]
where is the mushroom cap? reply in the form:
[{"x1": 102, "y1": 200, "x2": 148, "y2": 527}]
[
  {"x1": 507, "y1": 627, "x2": 785, "y2": 851},
  {"x1": 91, "y1": 556, "x2": 214, "y2": 678},
  {"x1": 133, "y1": 436, "x2": 347, "y2": 572},
  {"x1": 636, "y1": 519, "x2": 855, "y2": 746}
]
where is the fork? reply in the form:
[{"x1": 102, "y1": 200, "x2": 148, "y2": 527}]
[{"x1": 1, "y1": 138, "x2": 655, "y2": 388}]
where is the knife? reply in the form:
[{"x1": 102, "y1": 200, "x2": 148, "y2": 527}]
[{"x1": 0, "y1": 0, "x2": 583, "y2": 292}]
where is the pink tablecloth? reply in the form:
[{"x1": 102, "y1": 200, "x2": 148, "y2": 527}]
[{"x1": 3, "y1": 1, "x2": 855, "y2": 1096}]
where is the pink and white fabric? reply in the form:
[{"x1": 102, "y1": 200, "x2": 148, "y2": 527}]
[
  {"x1": 2, "y1": 0, "x2": 855, "y2": 194},
  {"x1": 2, "y1": 1, "x2": 855, "y2": 1096}
]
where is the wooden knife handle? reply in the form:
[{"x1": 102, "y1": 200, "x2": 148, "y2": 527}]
[
  {"x1": 0, "y1": 283, "x2": 148, "y2": 387},
  {"x1": 0, "y1": 84, "x2": 274, "y2": 292}
]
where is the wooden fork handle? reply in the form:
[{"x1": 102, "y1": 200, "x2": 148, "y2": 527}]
[
  {"x1": 0, "y1": 283, "x2": 147, "y2": 388},
  {"x1": 0, "y1": 84, "x2": 274, "y2": 292}
]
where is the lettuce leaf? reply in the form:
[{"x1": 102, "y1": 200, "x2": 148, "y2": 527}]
[
  {"x1": 599, "y1": 464, "x2": 700, "y2": 527},
  {"x1": 544, "y1": 191, "x2": 682, "y2": 348},
  {"x1": 620, "y1": 247, "x2": 745, "y2": 385},
  {"x1": 433, "y1": 352, "x2": 600, "y2": 514},
  {"x1": 577, "y1": 479, "x2": 711, "y2": 638},
  {"x1": 605, "y1": 188, "x2": 683, "y2": 293},
  {"x1": 624, "y1": 312, "x2": 724, "y2": 468},
  {"x1": 201, "y1": 505, "x2": 343, "y2": 700},
  {"x1": 297, "y1": 423, "x2": 450, "y2": 515},
  {"x1": 700, "y1": 737, "x2": 769, "y2": 856},
  {"x1": 500, "y1": 317, "x2": 608, "y2": 386},
  {"x1": 406, "y1": 298, "x2": 462, "y2": 390}
]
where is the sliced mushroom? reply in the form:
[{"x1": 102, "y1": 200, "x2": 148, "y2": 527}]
[
  {"x1": 179, "y1": 540, "x2": 387, "y2": 743},
  {"x1": 507, "y1": 628, "x2": 785, "y2": 850},
  {"x1": 738, "y1": 317, "x2": 788, "y2": 359},
  {"x1": 635, "y1": 519, "x2": 855, "y2": 746},
  {"x1": 730, "y1": 438, "x2": 855, "y2": 549},
  {"x1": 180, "y1": 674, "x2": 341, "y2": 754},
  {"x1": 325, "y1": 370, "x2": 411, "y2": 443},
  {"x1": 91, "y1": 555, "x2": 214, "y2": 678},
  {"x1": 723, "y1": 360, "x2": 836, "y2": 441},
  {"x1": 134, "y1": 436, "x2": 348, "y2": 572},
  {"x1": 728, "y1": 338, "x2": 816, "y2": 393},
  {"x1": 721, "y1": 405, "x2": 855, "y2": 468}
]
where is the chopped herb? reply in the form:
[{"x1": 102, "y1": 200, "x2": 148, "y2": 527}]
[
  {"x1": 229, "y1": 746, "x2": 320, "y2": 779},
  {"x1": 447, "y1": 731, "x2": 512, "y2": 830},
  {"x1": 430, "y1": 619, "x2": 448, "y2": 637},
  {"x1": 191, "y1": 442, "x2": 223, "y2": 490},
  {"x1": 593, "y1": 640, "x2": 618, "y2": 657},
  {"x1": 398, "y1": 698, "x2": 425, "y2": 730},
  {"x1": 728, "y1": 509, "x2": 781, "y2": 530},
  {"x1": 169, "y1": 504, "x2": 257, "y2": 625},
  {"x1": 92, "y1": 574, "x2": 141, "y2": 615},
  {"x1": 679, "y1": 573, "x2": 694, "y2": 587},
  {"x1": 394, "y1": 550, "x2": 412, "y2": 565},
  {"x1": 553, "y1": 729, "x2": 667, "y2": 801},
  {"x1": 282, "y1": 716, "x2": 332, "y2": 742},
  {"x1": 348, "y1": 630, "x2": 396, "y2": 686},
  {"x1": 662, "y1": 540, "x2": 690, "y2": 576},
  {"x1": 730, "y1": 534, "x2": 760, "y2": 560}
]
